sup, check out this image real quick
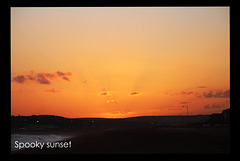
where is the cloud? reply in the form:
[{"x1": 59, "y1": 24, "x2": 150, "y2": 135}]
[
  {"x1": 204, "y1": 103, "x2": 225, "y2": 109},
  {"x1": 37, "y1": 73, "x2": 50, "y2": 84},
  {"x1": 106, "y1": 111, "x2": 134, "y2": 115},
  {"x1": 44, "y1": 73, "x2": 55, "y2": 79},
  {"x1": 203, "y1": 89, "x2": 230, "y2": 98},
  {"x1": 99, "y1": 92, "x2": 107, "y2": 95},
  {"x1": 110, "y1": 111, "x2": 130, "y2": 115},
  {"x1": 106, "y1": 100, "x2": 117, "y2": 104},
  {"x1": 128, "y1": 91, "x2": 142, "y2": 96},
  {"x1": 98, "y1": 90, "x2": 112, "y2": 96},
  {"x1": 181, "y1": 91, "x2": 193, "y2": 95},
  {"x1": 12, "y1": 71, "x2": 72, "y2": 85},
  {"x1": 62, "y1": 76, "x2": 70, "y2": 81},
  {"x1": 12, "y1": 75, "x2": 26, "y2": 83},
  {"x1": 204, "y1": 100, "x2": 229, "y2": 109},
  {"x1": 167, "y1": 89, "x2": 230, "y2": 98},
  {"x1": 203, "y1": 90, "x2": 214, "y2": 98},
  {"x1": 26, "y1": 74, "x2": 36, "y2": 81},
  {"x1": 204, "y1": 104, "x2": 222, "y2": 109},
  {"x1": 103, "y1": 110, "x2": 135, "y2": 118},
  {"x1": 56, "y1": 71, "x2": 72, "y2": 81},
  {"x1": 45, "y1": 88, "x2": 60, "y2": 93},
  {"x1": 166, "y1": 91, "x2": 195, "y2": 96}
]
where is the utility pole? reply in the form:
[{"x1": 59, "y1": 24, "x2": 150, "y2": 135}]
[{"x1": 182, "y1": 106, "x2": 188, "y2": 116}]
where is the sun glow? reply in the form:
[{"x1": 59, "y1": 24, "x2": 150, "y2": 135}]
[{"x1": 11, "y1": 7, "x2": 229, "y2": 118}]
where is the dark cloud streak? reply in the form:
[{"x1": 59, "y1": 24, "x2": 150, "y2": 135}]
[
  {"x1": 203, "y1": 89, "x2": 230, "y2": 98},
  {"x1": 56, "y1": 71, "x2": 71, "y2": 81},
  {"x1": 204, "y1": 100, "x2": 229, "y2": 109},
  {"x1": 37, "y1": 73, "x2": 50, "y2": 84},
  {"x1": 12, "y1": 71, "x2": 72, "y2": 85},
  {"x1": 12, "y1": 75, "x2": 26, "y2": 83},
  {"x1": 128, "y1": 91, "x2": 142, "y2": 96}
]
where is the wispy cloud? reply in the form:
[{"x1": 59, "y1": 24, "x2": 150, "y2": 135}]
[
  {"x1": 37, "y1": 73, "x2": 50, "y2": 84},
  {"x1": 106, "y1": 100, "x2": 117, "y2": 104},
  {"x1": 98, "y1": 89, "x2": 112, "y2": 96},
  {"x1": 12, "y1": 75, "x2": 26, "y2": 84},
  {"x1": 204, "y1": 100, "x2": 229, "y2": 109},
  {"x1": 105, "y1": 110, "x2": 134, "y2": 116},
  {"x1": 166, "y1": 91, "x2": 196, "y2": 96},
  {"x1": 204, "y1": 104, "x2": 222, "y2": 109},
  {"x1": 56, "y1": 71, "x2": 72, "y2": 81},
  {"x1": 128, "y1": 91, "x2": 142, "y2": 96},
  {"x1": 12, "y1": 71, "x2": 72, "y2": 85},
  {"x1": 203, "y1": 89, "x2": 230, "y2": 98}
]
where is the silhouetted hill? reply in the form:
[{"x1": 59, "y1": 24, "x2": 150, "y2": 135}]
[
  {"x1": 11, "y1": 115, "x2": 71, "y2": 132},
  {"x1": 11, "y1": 114, "x2": 208, "y2": 133},
  {"x1": 11, "y1": 108, "x2": 230, "y2": 133}
]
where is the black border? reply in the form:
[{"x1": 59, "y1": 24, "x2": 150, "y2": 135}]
[{"x1": 8, "y1": 0, "x2": 231, "y2": 7}]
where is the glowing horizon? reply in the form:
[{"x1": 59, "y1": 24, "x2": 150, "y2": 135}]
[{"x1": 11, "y1": 7, "x2": 230, "y2": 118}]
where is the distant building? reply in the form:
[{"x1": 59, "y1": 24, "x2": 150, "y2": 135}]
[
  {"x1": 222, "y1": 108, "x2": 230, "y2": 122},
  {"x1": 209, "y1": 108, "x2": 230, "y2": 126},
  {"x1": 210, "y1": 113, "x2": 223, "y2": 124}
]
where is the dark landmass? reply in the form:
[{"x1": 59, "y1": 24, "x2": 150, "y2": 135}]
[{"x1": 11, "y1": 108, "x2": 230, "y2": 154}]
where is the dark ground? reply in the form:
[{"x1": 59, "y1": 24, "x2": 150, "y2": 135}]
[
  {"x1": 12, "y1": 126, "x2": 230, "y2": 154},
  {"x1": 11, "y1": 112, "x2": 230, "y2": 154}
]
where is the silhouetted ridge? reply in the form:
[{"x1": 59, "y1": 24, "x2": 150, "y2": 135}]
[{"x1": 11, "y1": 109, "x2": 230, "y2": 133}]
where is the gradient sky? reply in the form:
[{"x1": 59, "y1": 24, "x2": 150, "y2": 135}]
[{"x1": 11, "y1": 7, "x2": 230, "y2": 118}]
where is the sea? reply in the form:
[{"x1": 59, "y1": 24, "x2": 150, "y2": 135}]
[{"x1": 11, "y1": 134, "x2": 72, "y2": 152}]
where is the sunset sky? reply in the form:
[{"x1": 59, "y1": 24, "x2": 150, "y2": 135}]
[{"x1": 11, "y1": 7, "x2": 230, "y2": 118}]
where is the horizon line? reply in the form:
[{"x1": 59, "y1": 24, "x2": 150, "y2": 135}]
[{"x1": 11, "y1": 111, "x2": 229, "y2": 119}]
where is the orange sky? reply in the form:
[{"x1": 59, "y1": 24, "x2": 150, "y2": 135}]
[{"x1": 11, "y1": 7, "x2": 230, "y2": 118}]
